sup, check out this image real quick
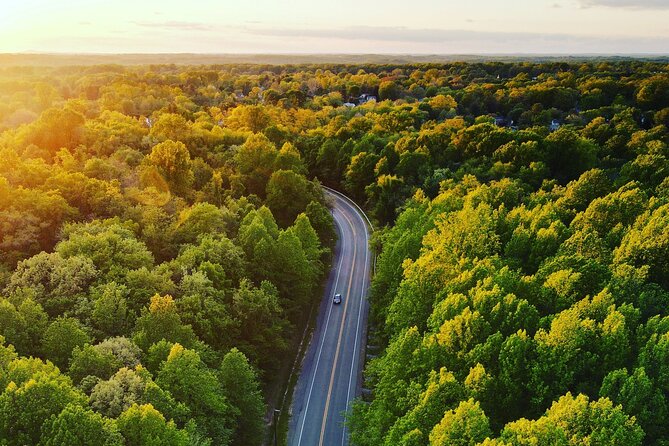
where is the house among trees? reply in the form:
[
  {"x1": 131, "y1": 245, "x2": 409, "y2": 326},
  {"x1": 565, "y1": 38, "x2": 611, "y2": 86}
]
[
  {"x1": 358, "y1": 93, "x2": 377, "y2": 104},
  {"x1": 494, "y1": 116, "x2": 513, "y2": 127},
  {"x1": 550, "y1": 119, "x2": 561, "y2": 131}
]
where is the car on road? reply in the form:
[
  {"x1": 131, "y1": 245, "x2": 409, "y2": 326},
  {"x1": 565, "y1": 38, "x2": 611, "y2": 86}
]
[{"x1": 333, "y1": 293, "x2": 342, "y2": 304}]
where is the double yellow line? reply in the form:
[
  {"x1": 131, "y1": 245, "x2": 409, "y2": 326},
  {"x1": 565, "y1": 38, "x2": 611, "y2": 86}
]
[{"x1": 318, "y1": 208, "x2": 357, "y2": 446}]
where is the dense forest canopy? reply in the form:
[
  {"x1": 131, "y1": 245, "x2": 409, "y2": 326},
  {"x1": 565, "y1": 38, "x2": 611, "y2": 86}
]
[
  {"x1": 0, "y1": 59, "x2": 668, "y2": 445},
  {"x1": 0, "y1": 61, "x2": 337, "y2": 446}
]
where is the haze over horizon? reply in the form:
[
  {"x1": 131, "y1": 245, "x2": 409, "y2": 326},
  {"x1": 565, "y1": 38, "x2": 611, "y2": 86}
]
[{"x1": 2, "y1": 0, "x2": 669, "y2": 55}]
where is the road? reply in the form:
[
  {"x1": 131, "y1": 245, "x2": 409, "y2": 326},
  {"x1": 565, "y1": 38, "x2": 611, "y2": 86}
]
[{"x1": 287, "y1": 188, "x2": 371, "y2": 446}]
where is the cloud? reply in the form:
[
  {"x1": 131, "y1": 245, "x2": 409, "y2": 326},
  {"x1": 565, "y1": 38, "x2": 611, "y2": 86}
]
[
  {"x1": 240, "y1": 25, "x2": 669, "y2": 54},
  {"x1": 577, "y1": 0, "x2": 669, "y2": 9},
  {"x1": 133, "y1": 21, "x2": 214, "y2": 31},
  {"x1": 244, "y1": 25, "x2": 645, "y2": 44},
  {"x1": 107, "y1": 23, "x2": 669, "y2": 54},
  {"x1": 246, "y1": 26, "x2": 544, "y2": 42}
]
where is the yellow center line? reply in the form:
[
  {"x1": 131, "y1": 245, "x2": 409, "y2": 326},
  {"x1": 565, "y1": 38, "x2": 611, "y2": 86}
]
[{"x1": 318, "y1": 208, "x2": 357, "y2": 446}]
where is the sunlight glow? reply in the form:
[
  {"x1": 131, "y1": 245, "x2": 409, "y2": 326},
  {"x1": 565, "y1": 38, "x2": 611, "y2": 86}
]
[{"x1": 1, "y1": 0, "x2": 668, "y2": 53}]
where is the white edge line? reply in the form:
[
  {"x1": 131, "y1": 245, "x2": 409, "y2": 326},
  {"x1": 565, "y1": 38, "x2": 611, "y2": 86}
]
[
  {"x1": 341, "y1": 194, "x2": 370, "y2": 446},
  {"x1": 322, "y1": 186, "x2": 374, "y2": 232},
  {"x1": 323, "y1": 186, "x2": 377, "y2": 276},
  {"x1": 295, "y1": 205, "x2": 348, "y2": 446}
]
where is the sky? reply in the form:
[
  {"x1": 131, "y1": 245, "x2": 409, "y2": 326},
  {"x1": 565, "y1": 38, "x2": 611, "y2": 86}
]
[{"x1": 1, "y1": 0, "x2": 668, "y2": 54}]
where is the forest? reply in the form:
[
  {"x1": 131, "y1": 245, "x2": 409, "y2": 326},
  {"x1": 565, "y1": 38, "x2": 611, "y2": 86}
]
[
  {"x1": 0, "y1": 59, "x2": 668, "y2": 445},
  {"x1": 0, "y1": 62, "x2": 336, "y2": 445}
]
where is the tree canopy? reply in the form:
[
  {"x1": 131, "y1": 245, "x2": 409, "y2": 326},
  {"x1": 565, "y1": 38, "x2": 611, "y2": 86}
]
[{"x1": 0, "y1": 59, "x2": 668, "y2": 445}]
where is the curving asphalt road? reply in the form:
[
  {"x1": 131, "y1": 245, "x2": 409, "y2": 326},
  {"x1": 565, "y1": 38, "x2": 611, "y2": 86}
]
[{"x1": 287, "y1": 189, "x2": 371, "y2": 446}]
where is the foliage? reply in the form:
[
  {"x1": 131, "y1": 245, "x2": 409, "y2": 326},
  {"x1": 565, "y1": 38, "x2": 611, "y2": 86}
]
[
  {"x1": 0, "y1": 60, "x2": 667, "y2": 444},
  {"x1": 219, "y1": 348, "x2": 266, "y2": 446}
]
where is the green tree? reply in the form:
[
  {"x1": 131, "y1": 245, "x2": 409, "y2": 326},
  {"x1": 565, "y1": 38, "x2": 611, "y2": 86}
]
[
  {"x1": 95, "y1": 337, "x2": 142, "y2": 368},
  {"x1": 228, "y1": 105, "x2": 271, "y2": 133},
  {"x1": 173, "y1": 202, "x2": 229, "y2": 246},
  {"x1": 0, "y1": 297, "x2": 48, "y2": 356},
  {"x1": 92, "y1": 282, "x2": 131, "y2": 337},
  {"x1": 269, "y1": 229, "x2": 318, "y2": 316},
  {"x1": 149, "y1": 113, "x2": 192, "y2": 143},
  {"x1": 429, "y1": 399, "x2": 492, "y2": 446},
  {"x1": 230, "y1": 280, "x2": 288, "y2": 372},
  {"x1": 69, "y1": 343, "x2": 120, "y2": 384},
  {"x1": 500, "y1": 393, "x2": 643, "y2": 446},
  {"x1": 378, "y1": 81, "x2": 401, "y2": 101},
  {"x1": 600, "y1": 367, "x2": 667, "y2": 444},
  {"x1": 133, "y1": 294, "x2": 198, "y2": 351},
  {"x1": 174, "y1": 234, "x2": 246, "y2": 288},
  {"x1": 530, "y1": 292, "x2": 631, "y2": 411},
  {"x1": 367, "y1": 174, "x2": 407, "y2": 224},
  {"x1": 290, "y1": 213, "x2": 325, "y2": 268},
  {"x1": 384, "y1": 368, "x2": 466, "y2": 446},
  {"x1": 544, "y1": 128, "x2": 598, "y2": 182},
  {"x1": 636, "y1": 75, "x2": 669, "y2": 109},
  {"x1": 219, "y1": 348, "x2": 266, "y2": 446},
  {"x1": 157, "y1": 344, "x2": 234, "y2": 445},
  {"x1": 147, "y1": 140, "x2": 193, "y2": 195},
  {"x1": 122, "y1": 267, "x2": 176, "y2": 315},
  {"x1": 345, "y1": 151, "x2": 380, "y2": 201},
  {"x1": 176, "y1": 271, "x2": 234, "y2": 352},
  {"x1": 90, "y1": 366, "x2": 187, "y2": 422},
  {"x1": 0, "y1": 359, "x2": 86, "y2": 446},
  {"x1": 56, "y1": 219, "x2": 153, "y2": 279},
  {"x1": 266, "y1": 169, "x2": 314, "y2": 227},
  {"x1": 22, "y1": 105, "x2": 85, "y2": 157},
  {"x1": 234, "y1": 133, "x2": 278, "y2": 196},
  {"x1": 615, "y1": 203, "x2": 669, "y2": 287},
  {"x1": 116, "y1": 403, "x2": 190, "y2": 446},
  {"x1": 275, "y1": 142, "x2": 307, "y2": 174},
  {"x1": 557, "y1": 168, "x2": 612, "y2": 213},
  {"x1": 39, "y1": 403, "x2": 123, "y2": 446},
  {"x1": 496, "y1": 330, "x2": 537, "y2": 424},
  {"x1": 349, "y1": 327, "x2": 423, "y2": 446},
  {"x1": 42, "y1": 317, "x2": 92, "y2": 370},
  {"x1": 6, "y1": 251, "x2": 98, "y2": 316},
  {"x1": 305, "y1": 200, "x2": 336, "y2": 248}
]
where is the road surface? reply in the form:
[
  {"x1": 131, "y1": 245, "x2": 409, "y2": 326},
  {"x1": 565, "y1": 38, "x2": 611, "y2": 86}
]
[{"x1": 287, "y1": 189, "x2": 371, "y2": 446}]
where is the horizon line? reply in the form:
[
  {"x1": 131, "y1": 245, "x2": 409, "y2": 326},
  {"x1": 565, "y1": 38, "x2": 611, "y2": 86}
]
[{"x1": 4, "y1": 51, "x2": 669, "y2": 56}]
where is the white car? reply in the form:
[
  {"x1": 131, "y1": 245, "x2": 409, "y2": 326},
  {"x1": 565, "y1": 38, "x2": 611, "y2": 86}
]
[{"x1": 333, "y1": 293, "x2": 342, "y2": 304}]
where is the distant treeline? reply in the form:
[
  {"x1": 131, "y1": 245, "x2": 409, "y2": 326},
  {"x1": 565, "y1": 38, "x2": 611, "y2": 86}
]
[{"x1": 1, "y1": 53, "x2": 668, "y2": 67}]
